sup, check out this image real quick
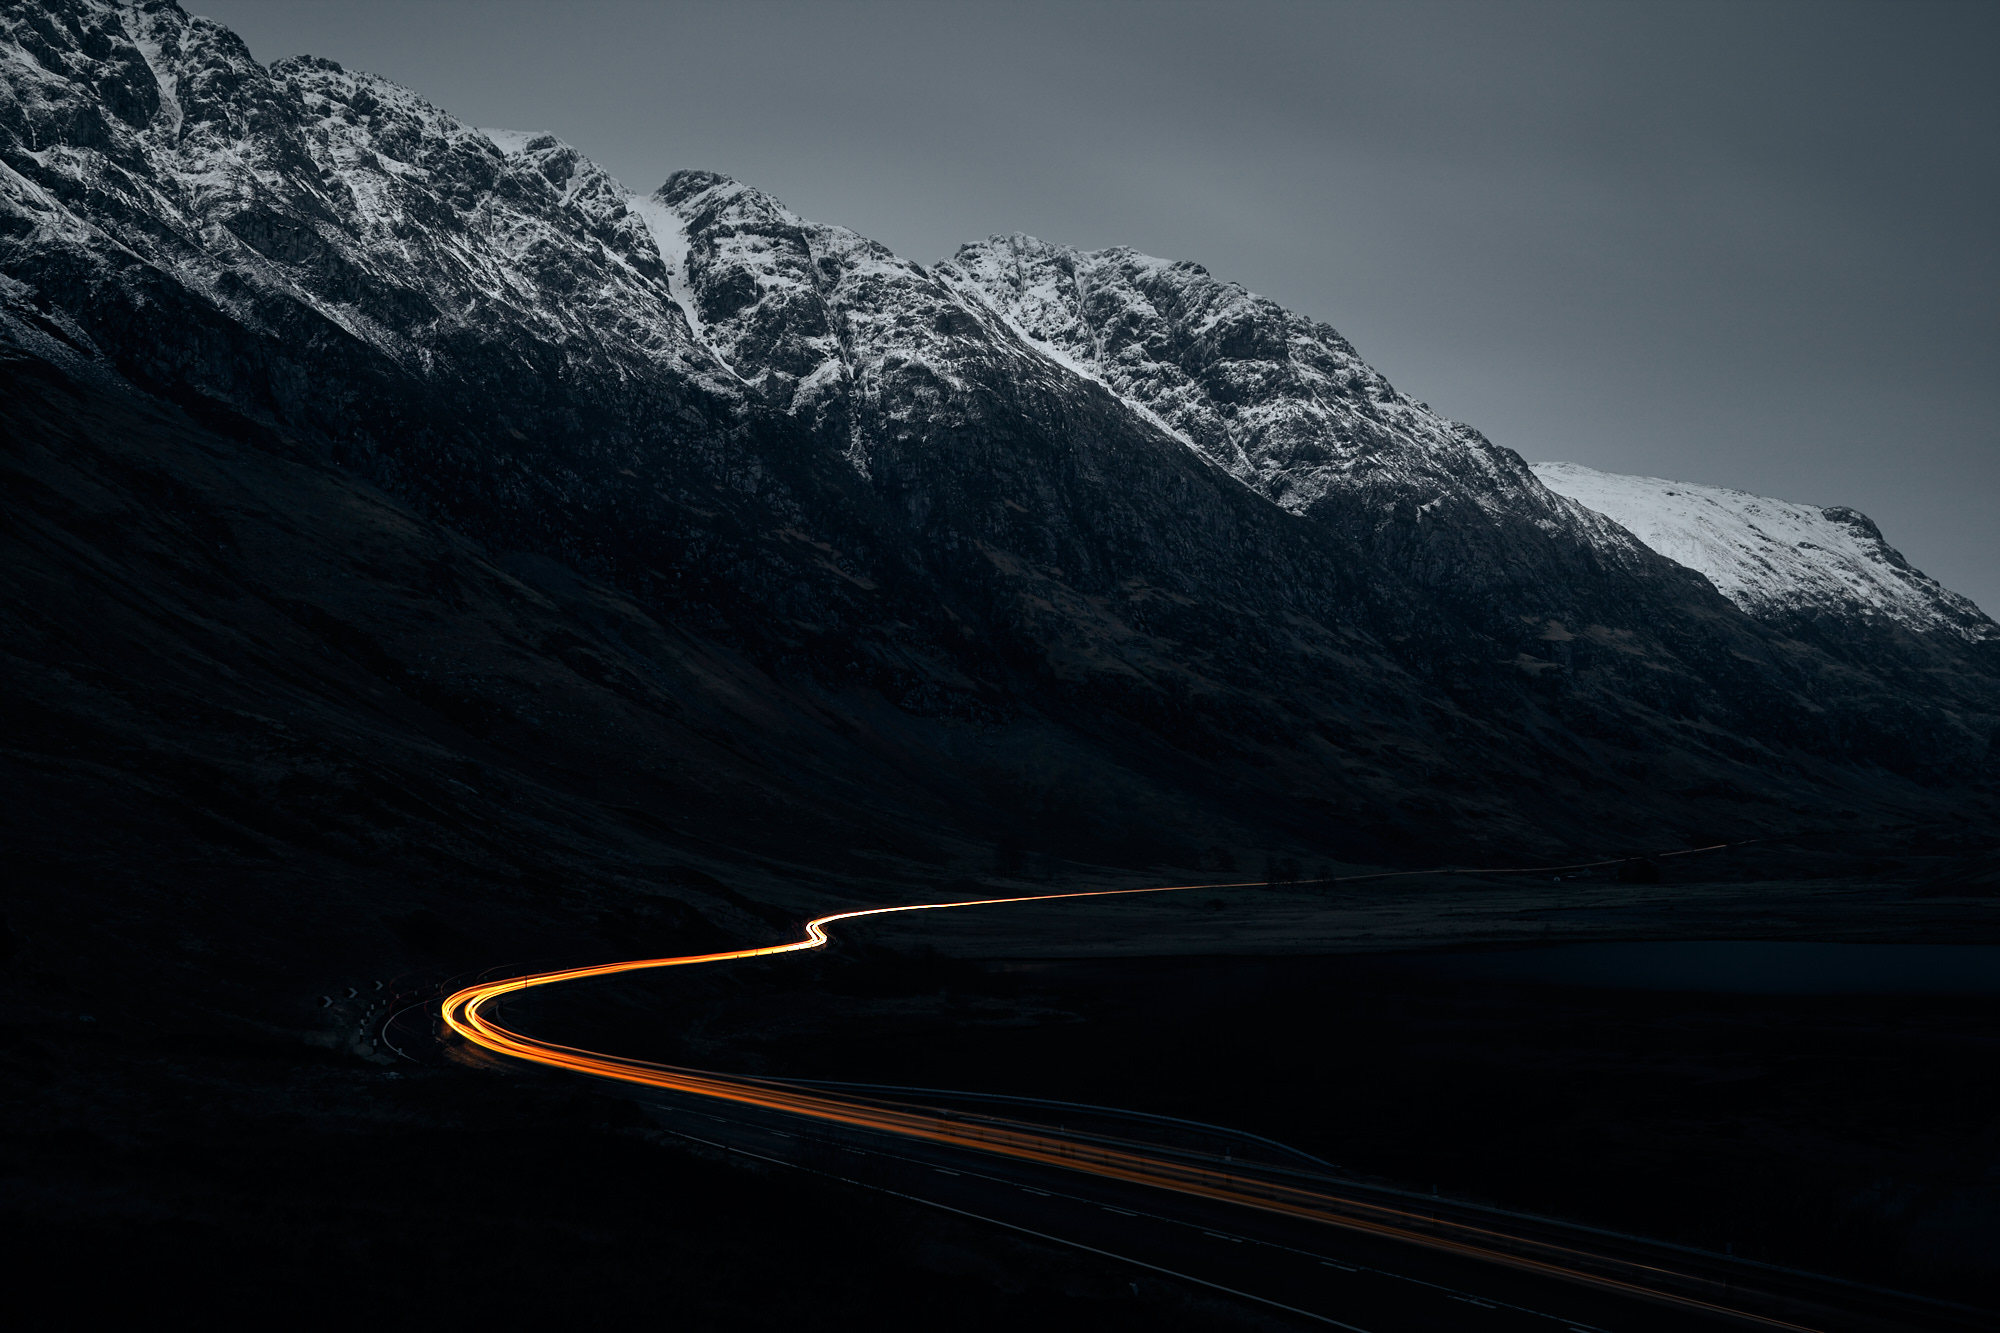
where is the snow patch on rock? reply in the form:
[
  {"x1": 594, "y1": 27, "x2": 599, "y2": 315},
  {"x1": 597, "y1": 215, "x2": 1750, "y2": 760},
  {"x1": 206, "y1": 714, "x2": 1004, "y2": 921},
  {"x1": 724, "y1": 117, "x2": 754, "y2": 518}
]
[
  {"x1": 624, "y1": 188, "x2": 740, "y2": 379},
  {"x1": 478, "y1": 127, "x2": 543, "y2": 156}
]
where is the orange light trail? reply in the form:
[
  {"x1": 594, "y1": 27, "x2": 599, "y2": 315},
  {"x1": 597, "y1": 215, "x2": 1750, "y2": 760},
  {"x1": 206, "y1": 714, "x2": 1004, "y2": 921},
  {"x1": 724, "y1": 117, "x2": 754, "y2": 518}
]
[{"x1": 441, "y1": 865, "x2": 1816, "y2": 1331}]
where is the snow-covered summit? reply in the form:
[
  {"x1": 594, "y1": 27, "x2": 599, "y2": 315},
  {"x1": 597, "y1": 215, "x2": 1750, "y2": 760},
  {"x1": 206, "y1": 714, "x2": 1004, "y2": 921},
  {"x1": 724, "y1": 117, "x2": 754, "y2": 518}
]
[
  {"x1": 940, "y1": 233, "x2": 1670, "y2": 595},
  {"x1": 0, "y1": 0, "x2": 740, "y2": 392},
  {"x1": 943, "y1": 233, "x2": 1470, "y2": 513},
  {"x1": 647, "y1": 174, "x2": 1114, "y2": 476},
  {"x1": 1532, "y1": 462, "x2": 1996, "y2": 643}
]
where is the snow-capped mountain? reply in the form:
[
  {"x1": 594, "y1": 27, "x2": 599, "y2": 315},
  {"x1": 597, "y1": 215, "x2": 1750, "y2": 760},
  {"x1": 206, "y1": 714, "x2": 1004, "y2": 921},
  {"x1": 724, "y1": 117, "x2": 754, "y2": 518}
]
[
  {"x1": 636, "y1": 170, "x2": 1074, "y2": 478},
  {"x1": 3, "y1": 0, "x2": 1995, "y2": 863},
  {"x1": 941, "y1": 235, "x2": 1600, "y2": 536},
  {"x1": 1533, "y1": 463, "x2": 1997, "y2": 644},
  {"x1": 0, "y1": 3, "x2": 748, "y2": 393},
  {"x1": 652, "y1": 193, "x2": 1720, "y2": 631}
]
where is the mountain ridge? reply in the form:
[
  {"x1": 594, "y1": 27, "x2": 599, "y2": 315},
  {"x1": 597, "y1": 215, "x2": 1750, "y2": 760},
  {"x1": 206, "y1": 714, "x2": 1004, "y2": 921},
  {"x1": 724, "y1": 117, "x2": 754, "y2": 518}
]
[{"x1": 4, "y1": 0, "x2": 1996, "y2": 898}]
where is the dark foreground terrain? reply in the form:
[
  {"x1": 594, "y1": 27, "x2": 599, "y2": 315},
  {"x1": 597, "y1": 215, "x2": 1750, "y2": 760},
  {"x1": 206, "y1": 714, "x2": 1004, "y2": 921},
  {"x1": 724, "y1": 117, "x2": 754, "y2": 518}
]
[
  {"x1": 511, "y1": 866, "x2": 2000, "y2": 1313},
  {"x1": 11, "y1": 848, "x2": 1997, "y2": 1328},
  {"x1": 1, "y1": 1028, "x2": 1300, "y2": 1330}
]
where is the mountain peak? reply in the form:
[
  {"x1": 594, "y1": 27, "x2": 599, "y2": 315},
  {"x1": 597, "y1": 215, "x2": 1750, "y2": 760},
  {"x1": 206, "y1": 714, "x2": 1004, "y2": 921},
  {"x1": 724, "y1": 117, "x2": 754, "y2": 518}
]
[
  {"x1": 1531, "y1": 462, "x2": 1997, "y2": 643},
  {"x1": 659, "y1": 167, "x2": 746, "y2": 200},
  {"x1": 942, "y1": 235, "x2": 1678, "y2": 610}
]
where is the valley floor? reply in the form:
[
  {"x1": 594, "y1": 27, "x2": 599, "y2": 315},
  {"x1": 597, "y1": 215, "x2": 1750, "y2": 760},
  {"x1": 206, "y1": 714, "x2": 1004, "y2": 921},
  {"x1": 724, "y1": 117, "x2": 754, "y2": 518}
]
[
  {"x1": 508, "y1": 852, "x2": 2000, "y2": 1312},
  {"x1": 7, "y1": 831, "x2": 1994, "y2": 1325}
]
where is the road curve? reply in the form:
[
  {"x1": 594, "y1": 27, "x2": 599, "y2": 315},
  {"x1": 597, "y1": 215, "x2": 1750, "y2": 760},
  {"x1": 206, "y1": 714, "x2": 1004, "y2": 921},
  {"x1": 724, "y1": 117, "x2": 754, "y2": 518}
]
[{"x1": 439, "y1": 855, "x2": 1849, "y2": 1332}]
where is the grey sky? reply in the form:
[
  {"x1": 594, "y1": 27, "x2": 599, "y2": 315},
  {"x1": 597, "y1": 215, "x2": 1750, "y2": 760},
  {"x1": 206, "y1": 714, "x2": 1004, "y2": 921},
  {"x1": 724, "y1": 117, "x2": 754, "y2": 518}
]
[{"x1": 196, "y1": 0, "x2": 2000, "y2": 615}]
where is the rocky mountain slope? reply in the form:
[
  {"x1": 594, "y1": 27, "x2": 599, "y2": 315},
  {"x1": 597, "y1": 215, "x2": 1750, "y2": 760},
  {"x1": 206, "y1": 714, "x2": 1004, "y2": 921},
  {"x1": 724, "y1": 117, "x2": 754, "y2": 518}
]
[
  {"x1": 941, "y1": 236, "x2": 1999, "y2": 662},
  {"x1": 650, "y1": 180, "x2": 2000, "y2": 769},
  {"x1": 3, "y1": 0, "x2": 1996, "y2": 928},
  {"x1": 940, "y1": 235, "x2": 1669, "y2": 608},
  {"x1": 1532, "y1": 462, "x2": 1997, "y2": 644}
]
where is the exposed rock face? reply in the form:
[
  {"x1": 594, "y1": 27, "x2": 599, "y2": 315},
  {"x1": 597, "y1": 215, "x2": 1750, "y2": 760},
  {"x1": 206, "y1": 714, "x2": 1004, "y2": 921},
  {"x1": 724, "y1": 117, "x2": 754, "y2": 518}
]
[
  {"x1": 2, "y1": 0, "x2": 1995, "y2": 889},
  {"x1": 652, "y1": 209, "x2": 1690, "y2": 623},
  {"x1": 942, "y1": 234, "x2": 1665, "y2": 605},
  {"x1": 0, "y1": 3, "x2": 733, "y2": 389},
  {"x1": 1531, "y1": 462, "x2": 1998, "y2": 644}
]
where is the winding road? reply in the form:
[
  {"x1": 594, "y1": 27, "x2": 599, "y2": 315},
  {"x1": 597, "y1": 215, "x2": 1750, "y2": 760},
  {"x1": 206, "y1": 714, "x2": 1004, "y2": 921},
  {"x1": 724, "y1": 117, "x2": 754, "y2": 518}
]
[{"x1": 436, "y1": 861, "x2": 1973, "y2": 1332}]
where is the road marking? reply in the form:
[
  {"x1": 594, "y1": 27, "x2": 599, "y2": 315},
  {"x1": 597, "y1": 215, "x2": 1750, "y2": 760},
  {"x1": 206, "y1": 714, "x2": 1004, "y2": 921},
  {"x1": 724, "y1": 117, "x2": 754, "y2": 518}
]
[
  {"x1": 842, "y1": 1147, "x2": 868, "y2": 1155},
  {"x1": 1020, "y1": 1187, "x2": 1050, "y2": 1196},
  {"x1": 1449, "y1": 1295, "x2": 1498, "y2": 1308},
  {"x1": 1100, "y1": 1205, "x2": 1137, "y2": 1216},
  {"x1": 769, "y1": 1130, "x2": 796, "y2": 1138},
  {"x1": 935, "y1": 1168, "x2": 961, "y2": 1176},
  {"x1": 1320, "y1": 1261, "x2": 1359, "y2": 1272},
  {"x1": 1204, "y1": 1231, "x2": 1245, "y2": 1243}
]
